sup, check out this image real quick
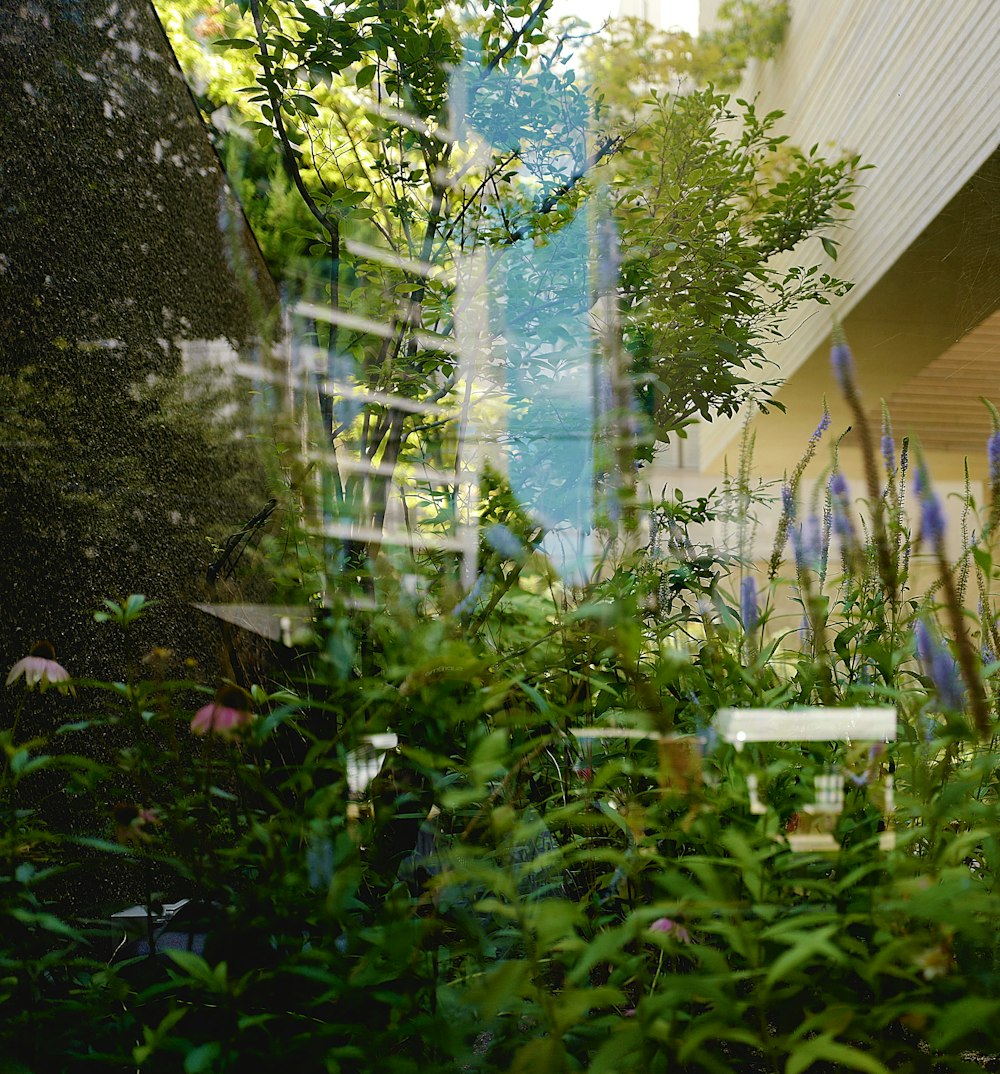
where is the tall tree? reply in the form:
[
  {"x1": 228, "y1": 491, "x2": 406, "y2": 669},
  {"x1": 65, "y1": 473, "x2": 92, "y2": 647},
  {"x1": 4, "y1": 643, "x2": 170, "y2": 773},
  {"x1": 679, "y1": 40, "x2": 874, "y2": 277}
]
[{"x1": 158, "y1": 0, "x2": 856, "y2": 583}]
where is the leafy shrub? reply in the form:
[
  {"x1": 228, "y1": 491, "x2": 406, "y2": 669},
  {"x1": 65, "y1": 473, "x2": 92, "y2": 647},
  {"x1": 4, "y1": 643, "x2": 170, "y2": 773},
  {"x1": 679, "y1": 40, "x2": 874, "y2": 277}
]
[{"x1": 8, "y1": 341, "x2": 1000, "y2": 1072}]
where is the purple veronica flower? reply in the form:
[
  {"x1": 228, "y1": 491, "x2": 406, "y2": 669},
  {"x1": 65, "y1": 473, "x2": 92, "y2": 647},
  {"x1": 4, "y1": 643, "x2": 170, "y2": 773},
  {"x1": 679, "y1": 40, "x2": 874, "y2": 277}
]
[
  {"x1": 740, "y1": 575, "x2": 759, "y2": 632},
  {"x1": 829, "y1": 472, "x2": 853, "y2": 535},
  {"x1": 831, "y1": 342, "x2": 854, "y2": 393},
  {"x1": 988, "y1": 430, "x2": 1000, "y2": 485},
  {"x1": 912, "y1": 464, "x2": 946, "y2": 543},
  {"x1": 913, "y1": 465, "x2": 927, "y2": 498},
  {"x1": 804, "y1": 514, "x2": 823, "y2": 564},
  {"x1": 832, "y1": 516, "x2": 852, "y2": 548},
  {"x1": 915, "y1": 619, "x2": 965, "y2": 711},
  {"x1": 781, "y1": 485, "x2": 795, "y2": 521},
  {"x1": 920, "y1": 488, "x2": 946, "y2": 544},
  {"x1": 810, "y1": 409, "x2": 831, "y2": 444},
  {"x1": 881, "y1": 421, "x2": 895, "y2": 477}
]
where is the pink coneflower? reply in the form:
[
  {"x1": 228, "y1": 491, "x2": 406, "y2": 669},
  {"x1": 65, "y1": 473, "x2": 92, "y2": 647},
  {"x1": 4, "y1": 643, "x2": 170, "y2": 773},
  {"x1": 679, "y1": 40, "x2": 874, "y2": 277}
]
[
  {"x1": 649, "y1": 917, "x2": 692, "y2": 943},
  {"x1": 191, "y1": 684, "x2": 254, "y2": 737},
  {"x1": 6, "y1": 640, "x2": 72, "y2": 694},
  {"x1": 113, "y1": 802, "x2": 160, "y2": 846}
]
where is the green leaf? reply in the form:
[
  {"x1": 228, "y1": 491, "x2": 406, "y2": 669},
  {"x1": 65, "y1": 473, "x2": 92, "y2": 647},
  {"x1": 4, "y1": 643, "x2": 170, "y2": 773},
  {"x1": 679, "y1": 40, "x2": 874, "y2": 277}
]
[
  {"x1": 821, "y1": 237, "x2": 838, "y2": 260},
  {"x1": 0, "y1": 1059, "x2": 36, "y2": 1074},
  {"x1": 165, "y1": 950, "x2": 227, "y2": 991},
  {"x1": 973, "y1": 546, "x2": 992, "y2": 574},
  {"x1": 930, "y1": 997, "x2": 1000, "y2": 1050},
  {"x1": 356, "y1": 64, "x2": 377, "y2": 88},
  {"x1": 213, "y1": 37, "x2": 257, "y2": 50},
  {"x1": 66, "y1": 835, "x2": 129, "y2": 855},
  {"x1": 466, "y1": 959, "x2": 532, "y2": 1019},
  {"x1": 10, "y1": 908, "x2": 85, "y2": 942},
  {"x1": 332, "y1": 189, "x2": 368, "y2": 206},
  {"x1": 184, "y1": 1043, "x2": 221, "y2": 1074},
  {"x1": 764, "y1": 924, "x2": 844, "y2": 986},
  {"x1": 290, "y1": 94, "x2": 319, "y2": 117},
  {"x1": 786, "y1": 1035, "x2": 890, "y2": 1074},
  {"x1": 296, "y1": 4, "x2": 328, "y2": 30},
  {"x1": 517, "y1": 679, "x2": 551, "y2": 716},
  {"x1": 679, "y1": 1022, "x2": 762, "y2": 1062}
]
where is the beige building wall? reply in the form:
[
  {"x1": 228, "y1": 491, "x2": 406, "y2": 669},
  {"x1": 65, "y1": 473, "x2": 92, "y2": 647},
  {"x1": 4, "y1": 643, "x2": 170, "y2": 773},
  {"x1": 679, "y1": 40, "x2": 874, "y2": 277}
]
[
  {"x1": 697, "y1": 0, "x2": 725, "y2": 34},
  {"x1": 682, "y1": 0, "x2": 1000, "y2": 485},
  {"x1": 618, "y1": 0, "x2": 662, "y2": 25}
]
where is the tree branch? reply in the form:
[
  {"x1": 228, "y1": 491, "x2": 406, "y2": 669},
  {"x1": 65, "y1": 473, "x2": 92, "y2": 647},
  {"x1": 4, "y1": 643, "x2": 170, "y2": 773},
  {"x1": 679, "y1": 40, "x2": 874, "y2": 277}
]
[
  {"x1": 248, "y1": 0, "x2": 339, "y2": 252},
  {"x1": 483, "y1": 0, "x2": 553, "y2": 75}
]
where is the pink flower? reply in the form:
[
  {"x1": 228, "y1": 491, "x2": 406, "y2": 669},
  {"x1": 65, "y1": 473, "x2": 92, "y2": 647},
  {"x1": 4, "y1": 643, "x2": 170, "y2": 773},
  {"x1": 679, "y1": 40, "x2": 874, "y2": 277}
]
[
  {"x1": 6, "y1": 640, "x2": 72, "y2": 694},
  {"x1": 649, "y1": 917, "x2": 692, "y2": 943},
  {"x1": 191, "y1": 684, "x2": 253, "y2": 737},
  {"x1": 113, "y1": 802, "x2": 160, "y2": 845}
]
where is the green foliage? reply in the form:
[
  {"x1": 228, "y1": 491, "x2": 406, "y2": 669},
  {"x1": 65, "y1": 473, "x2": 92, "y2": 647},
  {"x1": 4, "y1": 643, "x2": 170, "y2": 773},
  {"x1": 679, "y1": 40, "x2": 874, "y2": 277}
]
[
  {"x1": 583, "y1": 0, "x2": 789, "y2": 117},
  {"x1": 612, "y1": 89, "x2": 857, "y2": 445},
  {"x1": 157, "y1": 0, "x2": 854, "y2": 549},
  {"x1": 693, "y1": 0, "x2": 791, "y2": 89},
  {"x1": 9, "y1": 394, "x2": 1000, "y2": 1074},
  {"x1": 93, "y1": 595, "x2": 156, "y2": 629},
  {"x1": 11, "y1": 5, "x2": 998, "y2": 1072}
]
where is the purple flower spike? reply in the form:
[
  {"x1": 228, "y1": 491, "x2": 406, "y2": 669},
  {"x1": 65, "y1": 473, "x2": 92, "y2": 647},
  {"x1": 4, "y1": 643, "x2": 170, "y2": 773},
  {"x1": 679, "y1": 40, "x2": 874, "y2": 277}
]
[
  {"x1": 915, "y1": 619, "x2": 965, "y2": 711},
  {"x1": 920, "y1": 488, "x2": 946, "y2": 545},
  {"x1": 453, "y1": 572, "x2": 487, "y2": 617},
  {"x1": 781, "y1": 485, "x2": 795, "y2": 521},
  {"x1": 988, "y1": 430, "x2": 1000, "y2": 485},
  {"x1": 803, "y1": 515, "x2": 823, "y2": 566},
  {"x1": 913, "y1": 465, "x2": 927, "y2": 498},
  {"x1": 831, "y1": 342, "x2": 854, "y2": 393},
  {"x1": 828, "y1": 474, "x2": 854, "y2": 539},
  {"x1": 811, "y1": 409, "x2": 831, "y2": 444},
  {"x1": 881, "y1": 430, "x2": 896, "y2": 477},
  {"x1": 831, "y1": 508, "x2": 852, "y2": 539},
  {"x1": 740, "y1": 575, "x2": 759, "y2": 633},
  {"x1": 913, "y1": 462, "x2": 946, "y2": 543}
]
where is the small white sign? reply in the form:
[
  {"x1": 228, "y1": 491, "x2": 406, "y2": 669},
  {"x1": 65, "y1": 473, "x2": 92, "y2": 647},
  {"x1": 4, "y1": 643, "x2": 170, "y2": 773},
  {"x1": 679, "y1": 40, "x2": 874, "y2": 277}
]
[{"x1": 716, "y1": 707, "x2": 896, "y2": 749}]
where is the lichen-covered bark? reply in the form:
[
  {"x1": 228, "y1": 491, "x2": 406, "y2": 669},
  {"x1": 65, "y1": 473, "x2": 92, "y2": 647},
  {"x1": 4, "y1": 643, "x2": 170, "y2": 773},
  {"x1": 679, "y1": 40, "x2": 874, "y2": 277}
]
[{"x1": 0, "y1": 0, "x2": 278, "y2": 696}]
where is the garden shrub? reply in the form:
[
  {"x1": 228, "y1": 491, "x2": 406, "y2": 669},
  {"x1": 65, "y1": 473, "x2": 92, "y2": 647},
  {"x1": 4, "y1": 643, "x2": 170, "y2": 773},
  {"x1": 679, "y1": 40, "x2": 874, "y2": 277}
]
[{"x1": 7, "y1": 362, "x2": 1000, "y2": 1073}]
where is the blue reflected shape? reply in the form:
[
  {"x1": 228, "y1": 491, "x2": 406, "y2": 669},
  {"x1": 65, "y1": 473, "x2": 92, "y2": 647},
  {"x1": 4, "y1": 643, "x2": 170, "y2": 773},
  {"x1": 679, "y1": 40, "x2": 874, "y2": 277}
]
[
  {"x1": 451, "y1": 43, "x2": 608, "y2": 581},
  {"x1": 488, "y1": 214, "x2": 595, "y2": 579}
]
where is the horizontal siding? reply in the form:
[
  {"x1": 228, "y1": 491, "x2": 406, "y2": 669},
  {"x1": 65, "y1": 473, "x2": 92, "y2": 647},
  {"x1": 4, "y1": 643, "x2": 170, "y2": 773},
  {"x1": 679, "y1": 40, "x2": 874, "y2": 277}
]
[{"x1": 699, "y1": 0, "x2": 1000, "y2": 467}]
